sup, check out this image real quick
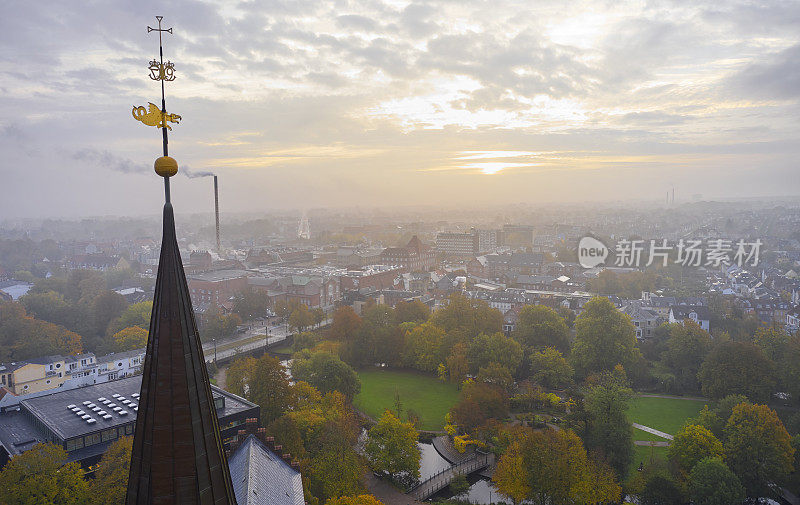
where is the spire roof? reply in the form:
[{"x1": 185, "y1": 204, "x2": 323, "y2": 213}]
[{"x1": 126, "y1": 202, "x2": 236, "y2": 504}]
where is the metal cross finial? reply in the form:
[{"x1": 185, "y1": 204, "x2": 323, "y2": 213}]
[{"x1": 147, "y1": 16, "x2": 174, "y2": 202}]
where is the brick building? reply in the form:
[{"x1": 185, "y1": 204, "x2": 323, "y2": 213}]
[
  {"x1": 340, "y1": 265, "x2": 403, "y2": 292},
  {"x1": 187, "y1": 269, "x2": 250, "y2": 307},
  {"x1": 381, "y1": 236, "x2": 436, "y2": 272}
]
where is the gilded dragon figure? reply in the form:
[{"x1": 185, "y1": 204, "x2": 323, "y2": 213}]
[{"x1": 132, "y1": 102, "x2": 182, "y2": 130}]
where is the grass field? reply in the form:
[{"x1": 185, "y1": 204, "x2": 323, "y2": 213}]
[
  {"x1": 354, "y1": 369, "x2": 460, "y2": 432},
  {"x1": 632, "y1": 444, "x2": 668, "y2": 471},
  {"x1": 628, "y1": 396, "x2": 707, "y2": 438}
]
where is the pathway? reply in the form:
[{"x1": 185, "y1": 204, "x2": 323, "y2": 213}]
[
  {"x1": 431, "y1": 436, "x2": 468, "y2": 464},
  {"x1": 632, "y1": 422, "x2": 674, "y2": 441},
  {"x1": 637, "y1": 393, "x2": 707, "y2": 401},
  {"x1": 362, "y1": 471, "x2": 424, "y2": 505},
  {"x1": 408, "y1": 452, "x2": 492, "y2": 501},
  {"x1": 634, "y1": 440, "x2": 670, "y2": 447}
]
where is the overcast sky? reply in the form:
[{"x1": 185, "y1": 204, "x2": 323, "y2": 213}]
[{"x1": 1, "y1": 0, "x2": 799, "y2": 218}]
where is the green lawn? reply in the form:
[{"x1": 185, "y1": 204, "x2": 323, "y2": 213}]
[
  {"x1": 627, "y1": 396, "x2": 707, "y2": 437},
  {"x1": 631, "y1": 444, "x2": 668, "y2": 473},
  {"x1": 354, "y1": 369, "x2": 460, "y2": 432}
]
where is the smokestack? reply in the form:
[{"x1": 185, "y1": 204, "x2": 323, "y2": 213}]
[
  {"x1": 672, "y1": 187, "x2": 675, "y2": 204},
  {"x1": 213, "y1": 175, "x2": 220, "y2": 252}
]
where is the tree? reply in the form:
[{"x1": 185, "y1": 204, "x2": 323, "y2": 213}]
[
  {"x1": 365, "y1": 410, "x2": 421, "y2": 484},
  {"x1": 90, "y1": 436, "x2": 132, "y2": 505},
  {"x1": 493, "y1": 427, "x2": 621, "y2": 505},
  {"x1": 780, "y1": 334, "x2": 800, "y2": 404},
  {"x1": 312, "y1": 307, "x2": 325, "y2": 328},
  {"x1": 638, "y1": 473, "x2": 684, "y2": 505},
  {"x1": 19, "y1": 290, "x2": 72, "y2": 329},
  {"x1": 200, "y1": 310, "x2": 241, "y2": 342},
  {"x1": 570, "y1": 297, "x2": 641, "y2": 378},
  {"x1": 0, "y1": 443, "x2": 90, "y2": 504},
  {"x1": 589, "y1": 270, "x2": 656, "y2": 299},
  {"x1": 430, "y1": 294, "x2": 502, "y2": 343},
  {"x1": 512, "y1": 305, "x2": 570, "y2": 352},
  {"x1": 310, "y1": 423, "x2": 365, "y2": 501},
  {"x1": 466, "y1": 332, "x2": 524, "y2": 375},
  {"x1": 393, "y1": 299, "x2": 430, "y2": 325},
  {"x1": 723, "y1": 402, "x2": 795, "y2": 498},
  {"x1": 661, "y1": 320, "x2": 711, "y2": 392},
  {"x1": 228, "y1": 354, "x2": 294, "y2": 425},
  {"x1": 292, "y1": 331, "x2": 322, "y2": 352},
  {"x1": 492, "y1": 440, "x2": 531, "y2": 505},
  {"x1": 584, "y1": 375, "x2": 633, "y2": 480},
  {"x1": 476, "y1": 362, "x2": 514, "y2": 392},
  {"x1": 65, "y1": 269, "x2": 104, "y2": 304},
  {"x1": 273, "y1": 298, "x2": 290, "y2": 319},
  {"x1": 0, "y1": 301, "x2": 83, "y2": 362},
  {"x1": 226, "y1": 356, "x2": 257, "y2": 398},
  {"x1": 106, "y1": 300, "x2": 152, "y2": 336},
  {"x1": 687, "y1": 405, "x2": 725, "y2": 439},
  {"x1": 712, "y1": 394, "x2": 749, "y2": 425},
  {"x1": 449, "y1": 472, "x2": 470, "y2": 498},
  {"x1": 329, "y1": 306, "x2": 362, "y2": 341},
  {"x1": 90, "y1": 290, "x2": 128, "y2": 339},
  {"x1": 689, "y1": 457, "x2": 745, "y2": 505},
  {"x1": 698, "y1": 341, "x2": 776, "y2": 402},
  {"x1": 232, "y1": 287, "x2": 269, "y2": 320},
  {"x1": 112, "y1": 326, "x2": 148, "y2": 351},
  {"x1": 445, "y1": 342, "x2": 470, "y2": 384},
  {"x1": 291, "y1": 350, "x2": 361, "y2": 398},
  {"x1": 282, "y1": 390, "x2": 364, "y2": 502},
  {"x1": 752, "y1": 325, "x2": 789, "y2": 362},
  {"x1": 450, "y1": 382, "x2": 509, "y2": 433},
  {"x1": 289, "y1": 304, "x2": 315, "y2": 333},
  {"x1": 529, "y1": 347, "x2": 574, "y2": 389},
  {"x1": 343, "y1": 304, "x2": 402, "y2": 367},
  {"x1": 325, "y1": 496, "x2": 384, "y2": 505},
  {"x1": 668, "y1": 424, "x2": 723, "y2": 476},
  {"x1": 402, "y1": 321, "x2": 447, "y2": 372}
]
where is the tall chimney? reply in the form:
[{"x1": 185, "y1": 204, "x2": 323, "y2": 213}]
[{"x1": 214, "y1": 175, "x2": 220, "y2": 252}]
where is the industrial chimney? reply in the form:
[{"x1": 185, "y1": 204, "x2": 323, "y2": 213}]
[{"x1": 213, "y1": 175, "x2": 220, "y2": 252}]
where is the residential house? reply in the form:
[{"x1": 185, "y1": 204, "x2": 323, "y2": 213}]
[
  {"x1": 669, "y1": 306, "x2": 711, "y2": 332},
  {"x1": 621, "y1": 304, "x2": 661, "y2": 340}
]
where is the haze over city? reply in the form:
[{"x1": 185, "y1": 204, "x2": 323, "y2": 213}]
[{"x1": 2, "y1": 0, "x2": 799, "y2": 219}]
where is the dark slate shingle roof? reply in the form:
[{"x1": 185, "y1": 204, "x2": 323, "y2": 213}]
[{"x1": 228, "y1": 435, "x2": 304, "y2": 505}]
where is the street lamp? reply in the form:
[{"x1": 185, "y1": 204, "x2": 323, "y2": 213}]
[{"x1": 212, "y1": 338, "x2": 217, "y2": 363}]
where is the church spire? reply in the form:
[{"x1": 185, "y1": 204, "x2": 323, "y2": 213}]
[{"x1": 126, "y1": 17, "x2": 237, "y2": 505}]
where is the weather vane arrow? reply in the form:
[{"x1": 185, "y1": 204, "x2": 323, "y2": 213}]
[{"x1": 133, "y1": 15, "x2": 182, "y2": 203}]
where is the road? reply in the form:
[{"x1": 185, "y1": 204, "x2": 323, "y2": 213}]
[
  {"x1": 201, "y1": 318, "x2": 331, "y2": 363},
  {"x1": 201, "y1": 320, "x2": 290, "y2": 363}
]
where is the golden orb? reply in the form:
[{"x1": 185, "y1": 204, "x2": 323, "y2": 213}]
[{"x1": 154, "y1": 156, "x2": 178, "y2": 177}]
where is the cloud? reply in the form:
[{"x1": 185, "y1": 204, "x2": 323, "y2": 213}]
[
  {"x1": 729, "y1": 43, "x2": 800, "y2": 100},
  {"x1": 1, "y1": 0, "x2": 799, "y2": 219}
]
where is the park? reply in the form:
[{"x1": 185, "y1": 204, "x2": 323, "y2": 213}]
[{"x1": 354, "y1": 369, "x2": 460, "y2": 432}]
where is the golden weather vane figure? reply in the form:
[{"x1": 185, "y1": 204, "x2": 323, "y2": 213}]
[
  {"x1": 133, "y1": 16, "x2": 181, "y2": 134},
  {"x1": 133, "y1": 15, "x2": 182, "y2": 202}
]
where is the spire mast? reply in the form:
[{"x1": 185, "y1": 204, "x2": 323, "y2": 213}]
[{"x1": 142, "y1": 15, "x2": 178, "y2": 202}]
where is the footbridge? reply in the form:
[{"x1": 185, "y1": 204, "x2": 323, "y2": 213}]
[{"x1": 407, "y1": 451, "x2": 492, "y2": 501}]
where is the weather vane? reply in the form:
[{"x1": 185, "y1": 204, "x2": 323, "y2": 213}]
[{"x1": 133, "y1": 15, "x2": 182, "y2": 203}]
